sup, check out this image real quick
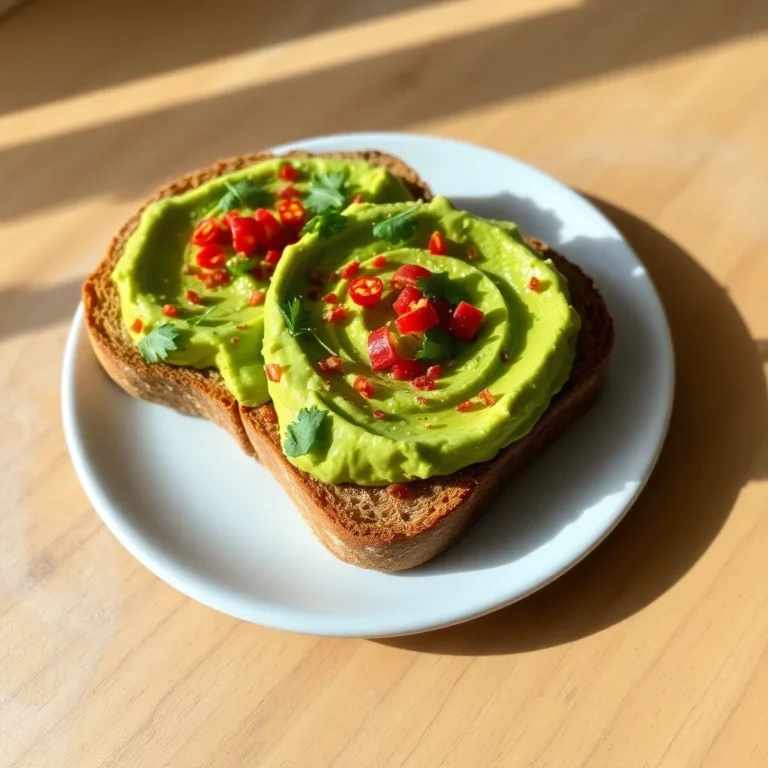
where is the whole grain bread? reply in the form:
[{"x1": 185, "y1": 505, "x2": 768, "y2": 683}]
[{"x1": 83, "y1": 152, "x2": 614, "y2": 572}]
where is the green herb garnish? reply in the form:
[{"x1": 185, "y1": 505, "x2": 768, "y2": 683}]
[
  {"x1": 226, "y1": 256, "x2": 257, "y2": 278},
  {"x1": 137, "y1": 323, "x2": 179, "y2": 363},
  {"x1": 279, "y1": 297, "x2": 337, "y2": 357},
  {"x1": 187, "y1": 305, "x2": 218, "y2": 327},
  {"x1": 218, "y1": 179, "x2": 269, "y2": 212},
  {"x1": 372, "y1": 205, "x2": 420, "y2": 243},
  {"x1": 283, "y1": 406, "x2": 328, "y2": 458},
  {"x1": 303, "y1": 211, "x2": 347, "y2": 238},
  {"x1": 415, "y1": 327, "x2": 458, "y2": 362},
  {"x1": 304, "y1": 172, "x2": 346, "y2": 213},
  {"x1": 416, "y1": 272, "x2": 467, "y2": 306}
]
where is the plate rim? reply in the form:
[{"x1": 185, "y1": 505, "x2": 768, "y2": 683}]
[{"x1": 62, "y1": 131, "x2": 675, "y2": 637}]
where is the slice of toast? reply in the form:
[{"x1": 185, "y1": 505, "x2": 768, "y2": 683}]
[
  {"x1": 241, "y1": 240, "x2": 613, "y2": 571},
  {"x1": 82, "y1": 150, "x2": 433, "y2": 457}
]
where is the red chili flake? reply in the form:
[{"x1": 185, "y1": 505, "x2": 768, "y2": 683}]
[
  {"x1": 500, "y1": 350, "x2": 510, "y2": 363},
  {"x1": 479, "y1": 388, "x2": 495, "y2": 407},
  {"x1": 199, "y1": 269, "x2": 230, "y2": 289},
  {"x1": 416, "y1": 396, "x2": 430, "y2": 406},
  {"x1": 307, "y1": 289, "x2": 320, "y2": 301},
  {"x1": 373, "y1": 409, "x2": 386, "y2": 421},
  {"x1": 185, "y1": 289, "x2": 202, "y2": 305},
  {"x1": 279, "y1": 163, "x2": 300, "y2": 182},
  {"x1": 527, "y1": 276, "x2": 541, "y2": 292},
  {"x1": 339, "y1": 260, "x2": 360, "y2": 280},
  {"x1": 277, "y1": 184, "x2": 300, "y2": 199},
  {"x1": 130, "y1": 318, "x2": 143, "y2": 333},
  {"x1": 162, "y1": 304, "x2": 177, "y2": 317},
  {"x1": 231, "y1": 336, "x2": 240, "y2": 345},
  {"x1": 236, "y1": 324, "x2": 249, "y2": 330},
  {"x1": 322, "y1": 292, "x2": 339, "y2": 304},
  {"x1": 323, "y1": 306, "x2": 348, "y2": 323},
  {"x1": 467, "y1": 246, "x2": 479, "y2": 261},
  {"x1": 317, "y1": 355, "x2": 343, "y2": 373},
  {"x1": 456, "y1": 399, "x2": 474, "y2": 413},
  {"x1": 265, "y1": 363, "x2": 282, "y2": 382},
  {"x1": 426, "y1": 365, "x2": 442, "y2": 380},
  {"x1": 428, "y1": 231, "x2": 448, "y2": 255},
  {"x1": 353, "y1": 375, "x2": 373, "y2": 399},
  {"x1": 388, "y1": 483, "x2": 410, "y2": 500},
  {"x1": 309, "y1": 269, "x2": 325, "y2": 286},
  {"x1": 351, "y1": 193, "x2": 365, "y2": 204},
  {"x1": 371, "y1": 254, "x2": 387, "y2": 269},
  {"x1": 413, "y1": 375, "x2": 436, "y2": 391},
  {"x1": 248, "y1": 290, "x2": 266, "y2": 307}
]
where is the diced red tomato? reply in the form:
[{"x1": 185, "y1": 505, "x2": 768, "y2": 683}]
[
  {"x1": 254, "y1": 209, "x2": 284, "y2": 249},
  {"x1": 277, "y1": 198, "x2": 306, "y2": 228},
  {"x1": 349, "y1": 276, "x2": 383, "y2": 307},
  {"x1": 131, "y1": 318, "x2": 143, "y2": 333},
  {"x1": 351, "y1": 193, "x2": 365, "y2": 204},
  {"x1": 277, "y1": 184, "x2": 300, "y2": 199},
  {"x1": 265, "y1": 363, "x2": 282, "y2": 382},
  {"x1": 162, "y1": 304, "x2": 177, "y2": 317},
  {"x1": 413, "y1": 375, "x2": 435, "y2": 391},
  {"x1": 391, "y1": 359, "x2": 427, "y2": 381},
  {"x1": 395, "y1": 300, "x2": 440, "y2": 335},
  {"x1": 393, "y1": 285, "x2": 424, "y2": 316},
  {"x1": 426, "y1": 365, "x2": 442, "y2": 380},
  {"x1": 322, "y1": 292, "x2": 339, "y2": 304},
  {"x1": 479, "y1": 388, "x2": 496, "y2": 406},
  {"x1": 449, "y1": 301, "x2": 485, "y2": 342},
  {"x1": 185, "y1": 289, "x2": 202, "y2": 305},
  {"x1": 264, "y1": 249, "x2": 283, "y2": 267},
  {"x1": 317, "y1": 355, "x2": 343, "y2": 374},
  {"x1": 199, "y1": 268, "x2": 230, "y2": 289},
  {"x1": 248, "y1": 290, "x2": 265, "y2": 306},
  {"x1": 373, "y1": 409, "x2": 386, "y2": 421},
  {"x1": 323, "y1": 306, "x2": 348, "y2": 323},
  {"x1": 190, "y1": 217, "x2": 227, "y2": 246},
  {"x1": 195, "y1": 243, "x2": 226, "y2": 269},
  {"x1": 353, "y1": 375, "x2": 374, "y2": 399},
  {"x1": 527, "y1": 276, "x2": 542, "y2": 292},
  {"x1": 428, "y1": 230, "x2": 448, "y2": 255},
  {"x1": 278, "y1": 164, "x2": 299, "y2": 182},
  {"x1": 456, "y1": 399, "x2": 474, "y2": 413},
  {"x1": 367, "y1": 327, "x2": 399, "y2": 370},
  {"x1": 388, "y1": 483, "x2": 410, "y2": 499},
  {"x1": 339, "y1": 260, "x2": 360, "y2": 280},
  {"x1": 371, "y1": 254, "x2": 387, "y2": 269},
  {"x1": 391, "y1": 263, "x2": 431, "y2": 289}
]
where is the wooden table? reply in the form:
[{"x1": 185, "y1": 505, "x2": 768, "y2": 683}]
[{"x1": 2, "y1": 1, "x2": 767, "y2": 765}]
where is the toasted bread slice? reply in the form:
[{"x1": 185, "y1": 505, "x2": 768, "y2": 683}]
[
  {"x1": 82, "y1": 151, "x2": 433, "y2": 457},
  {"x1": 241, "y1": 240, "x2": 613, "y2": 571}
]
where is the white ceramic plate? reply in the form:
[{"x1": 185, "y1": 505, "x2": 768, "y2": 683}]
[{"x1": 62, "y1": 133, "x2": 674, "y2": 637}]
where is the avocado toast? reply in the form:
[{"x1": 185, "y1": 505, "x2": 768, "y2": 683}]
[{"x1": 83, "y1": 151, "x2": 613, "y2": 572}]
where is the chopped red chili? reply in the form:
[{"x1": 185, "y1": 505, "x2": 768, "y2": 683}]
[
  {"x1": 349, "y1": 276, "x2": 383, "y2": 307},
  {"x1": 322, "y1": 292, "x2": 339, "y2": 304},
  {"x1": 448, "y1": 301, "x2": 485, "y2": 342},
  {"x1": 265, "y1": 363, "x2": 282, "y2": 382},
  {"x1": 195, "y1": 243, "x2": 226, "y2": 270},
  {"x1": 393, "y1": 285, "x2": 424, "y2": 316},
  {"x1": 130, "y1": 318, "x2": 143, "y2": 333},
  {"x1": 279, "y1": 164, "x2": 299, "y2": 182},
  {"x1": 264, "y1": 249, "x2": 283, "y2": 267},
  {"x1": 185, "y1": 289, "x2": 202, "y2": 305},
  {"x1": 254, "y1": 209, "x2": 284, "y2": 249},
  {"x1": 353, "y1": 375, "x2": 374, "y2": 399},
  {"x1": 416, "y1": 396, "x2": 430, "y2": 406},
  {"x1": 391, "y1": 263, "x2": 431, "y2": 289},
  {"x1": 456, "y1": 400, "x2": 474, "y2": 413},
  {"x1": 199, "y1": 268, "x2": 230, "y2": 289},
  {"x1": 371, "y1": 254, "x2": 387, "y2": 269},
  {"x1": 317, "y1": 355, "x2": 343, "y2": 373},
  {"x1": 351, "y1": 193, "x2": 364, "y2": 204},
  {"x1": 426, "y1": 365, "x2": 442, "y2": 380},
  {"x1": 528, "y1": 276, "x2": 542, "y2": 292},
  {"x1": 162, "y1": 304, "x2": 177, "y2": 317},
  {"x1": 479, "y1": 388, "x2": 495, "y2": 406},
  {"x1": 391, "y1": 359, "x2": 426, "y2": 381},
  {"x1": 368, "y1": 327, "x2": 399, "y2": 371},
  {"x1": 190, "y1": 217, "x2": 227, "y2": 246},
  {"x1": 230, "y1": 215, "x2": 263, "y2": 255},
  {"x1": 373, "y1": 409, "x2": 386, "y2": 421},
  {"x1": 277, "y1": 198, "x2": 306, "y2": 228},
  {"x1": 413, "y1": 375, "x2": 435, "y2": 391},
  {"x1": 395, "y1": 300, "x2": 440, "y2": 335},
  {"x1": 428, "y1": 230, "x2": 448, "y2": 255},
  {"x1": 323, "y1": 306, "x2": 348, "y2": 323},
  {"x1": 339, "y1": 260, "x2": 360, "y2": 280},
  {"x1": 248, "y1": 290, "x2": 266, "y2": 306},
  {"x1": 277, "y1": 184, "x2": 300, "y2": 199}
]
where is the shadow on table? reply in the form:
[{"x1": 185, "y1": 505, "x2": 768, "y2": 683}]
[
  {"x1": 0, "y1": 279, "x2": 82, "y2": 341},
  {"x1": 377, "y1": 197, "x2": 768, "y2": 656}
]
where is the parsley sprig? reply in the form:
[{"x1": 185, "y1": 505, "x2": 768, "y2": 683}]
[
  {"x1": 372, "y1": 205, "x2": 420, "y2": 243},
  {"x1": 226, "y1": 256, "x2": 257, "y2": 278},
  {"x1": 187, "y1": 305, "x2": 218, "y2": 326},
  {"x1": 138, "y1": 323, "x2": 179, "y2": 363},
  {"x1": 218, "y1": 179, "x2": 269, "y2": 212},
  {"x1": 303, "y1": 211, "x2": 347, "y2": 238},
  {"x1": 304, "y1": 172, "x2": 346, "y2": 213},
  {"x1": 415, "y1": 327, "x2": 458, "y2": 362},
  {"x1": 284, "y1": 406, "x2": 328, "y2": 458},
  {"x1": 279, "y1": 297, "x2": 337, "y2": 357},
  {"x1": 416, "y1": 272, "x2": 466, "y2": 306}
]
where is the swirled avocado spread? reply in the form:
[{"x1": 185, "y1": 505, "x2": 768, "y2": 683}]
[
  {"x1": 112, "y1": 157, "x2": 416, "y2": 406},
  {"x1": 264, "y1": 196, "x2": 581, "y2": 486}
]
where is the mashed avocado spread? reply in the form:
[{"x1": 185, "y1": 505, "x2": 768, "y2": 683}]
[
  {"x1": 264, "y1": 196, "x2": 580, "y2": 486},
  {"x1": 112, "y1": 157, "x2": 416, "y2": 406}
]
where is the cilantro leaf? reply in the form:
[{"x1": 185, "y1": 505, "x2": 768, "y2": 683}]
[
  {"x1": 303, "y1": 211, "x2": 347, "y2": 239},
  {"x1": 415, "y1": 327, "x2": 458, "y2": 362},
  {"x1": 372, "y1": 205, "x2": 420, "y2": 243},
  {"x1": 226, "y1": 256, "x2": 257, "y2": 278},
  {"x1": 279, "y1": 297, "x2": 337, "y2": 357},
  {"x1": 304, "y1": 172, "x2": 346, "y2": 213},
  {"x1": 137, "y1": 323, "x2": 179, "y2": 363},
  {"x1": 416, "y1": 272, "x2": 466, "y2": 306},
  {"x1": 187, "y1": 305, "x2": 218, "y2": 326},
  {"x1": 218, "y1": 179, "x2": 269, "y2": 212},
  {"x1": 284, "y1": 406, "x2": 328, "y2": 458}
]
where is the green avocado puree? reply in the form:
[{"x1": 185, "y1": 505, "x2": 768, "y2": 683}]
[
  {"x1": 264, "y1": 196, "x2": 580, "y2": 486},
  {"x1": 112, "y1": 157, "x2": 415, "y2": 406}
]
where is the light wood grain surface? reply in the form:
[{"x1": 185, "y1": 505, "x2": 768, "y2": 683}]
[{"x1": 1, "y1": 0, "x2": 767, "y2": 765}]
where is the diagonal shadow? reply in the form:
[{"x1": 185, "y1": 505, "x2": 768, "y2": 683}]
[
  {"x1": 378, "y1": 199, "x2": 768, "y2": 655},
  {"x1": 0, "y1": 280, "x2": 83, "y2": 341},
  {"x1": 1, "y1": 0, "x2": 767, "y2": 221}
]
